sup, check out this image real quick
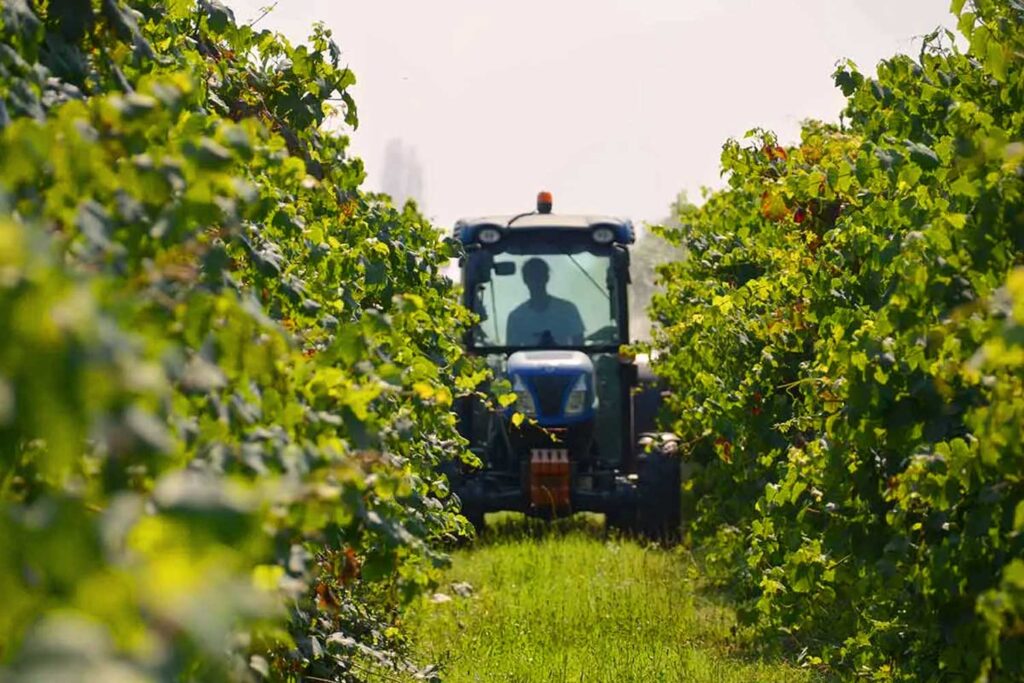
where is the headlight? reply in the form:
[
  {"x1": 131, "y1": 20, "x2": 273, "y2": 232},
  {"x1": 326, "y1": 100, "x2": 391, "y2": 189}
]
[
  {"x1": 564, "y1": 375, "x2": 589, "y2": 415},
  {"x1": 592, "y1": 226, "x2": 615, "y2": 244},
  {"x1": 512, "y1": 375, "x2": 536, "y2": 416},
  {"x1": 478, "y1": 227, "x2": 502, "y2": 244}
]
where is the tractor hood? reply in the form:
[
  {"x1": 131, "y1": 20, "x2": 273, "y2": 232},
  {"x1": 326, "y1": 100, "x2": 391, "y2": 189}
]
[
  {"x1": 508, "y1": 350, "x2": 595, "y2": 375},
  {"x1": 507, "y1": 350, "x2": 596, "y2": 425}
]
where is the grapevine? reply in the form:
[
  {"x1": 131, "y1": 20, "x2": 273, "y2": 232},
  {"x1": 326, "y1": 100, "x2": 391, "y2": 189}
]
[
  {"x1": 651, "y1": 2, "x2": 1024, "y2": 679},
  {"x1": 0, "y1": 1, "x2": 475, "y2": 680}
]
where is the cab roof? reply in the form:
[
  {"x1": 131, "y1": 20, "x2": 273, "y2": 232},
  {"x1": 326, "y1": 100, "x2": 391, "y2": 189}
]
[{"x1": 453, "y1": 213, "x2": 635, "y2": 246}]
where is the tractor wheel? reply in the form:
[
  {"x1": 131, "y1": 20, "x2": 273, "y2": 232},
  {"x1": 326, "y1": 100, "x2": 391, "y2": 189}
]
[
  {"x1": 633, "y1": 434, "x2": 682, "y2": 542},
  {"x1": 464, "y1": 509, "x2": 485, "y2": 539},
  {"x1": 604, "y1": 505, "x2": 634, "y2": 537},
  {"x1": 603, "y1": 475, "x2": 638, "y2": 536},
  {"x1": 442, "y1": 460, "x2": 485, "y2": 541}
]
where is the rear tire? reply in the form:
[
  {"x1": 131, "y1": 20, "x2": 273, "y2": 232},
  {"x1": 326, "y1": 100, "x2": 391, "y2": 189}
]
[
  {"x1": 603, "y1": 475, "x2": 637, "y2": 536},
  {"x1": 445, "y1": 473, "x2": 484, "y2": 543},
  {"x1": 633, "y1": 435, "x2": 682, "y2": 542},
  {"x1": 604, "y1": 507, "x2": 634, "y2": 537},
  {"x1": 464, "y1": 509, "x2": 485, "y2": 539}
]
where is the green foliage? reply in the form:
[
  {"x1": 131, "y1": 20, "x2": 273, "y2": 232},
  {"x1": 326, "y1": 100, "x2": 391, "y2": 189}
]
[
  {"x1": 0, "y1": 1, "x2": 476, "y2": 680},
  {"x1": 651, "y1": 2, "x2": 1024, "y2": 679}
]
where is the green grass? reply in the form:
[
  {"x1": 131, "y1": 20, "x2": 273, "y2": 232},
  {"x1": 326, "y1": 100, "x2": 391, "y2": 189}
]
[{"x1": 402, "y1": 514, "x2": 819, "y2": 683}]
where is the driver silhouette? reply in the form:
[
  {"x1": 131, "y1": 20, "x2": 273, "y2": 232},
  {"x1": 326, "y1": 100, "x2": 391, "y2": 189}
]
[{"x1": 506, "y1": 257, "x2": 584, "y2": 346}]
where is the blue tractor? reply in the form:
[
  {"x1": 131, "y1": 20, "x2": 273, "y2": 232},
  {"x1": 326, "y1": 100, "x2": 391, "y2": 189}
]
[{"x1": 447, "y1": 192, "x2": 681, "y2": 539}]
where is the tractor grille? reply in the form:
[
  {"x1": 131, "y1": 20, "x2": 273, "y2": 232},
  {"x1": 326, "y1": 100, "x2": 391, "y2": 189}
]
[{"x1": 529, "y1": 374, "x2": 572, "y2": 417}]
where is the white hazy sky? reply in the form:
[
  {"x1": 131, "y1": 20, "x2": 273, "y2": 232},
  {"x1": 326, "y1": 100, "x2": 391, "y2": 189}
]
[{"x1": 227, "y1": 1, "x2": 955, "y2": 228}]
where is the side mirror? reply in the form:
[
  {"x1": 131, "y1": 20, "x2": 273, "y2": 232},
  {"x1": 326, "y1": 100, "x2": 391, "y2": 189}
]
[
  {"x1": 609, "y1": 246, "x2": 630, "y2": 319},
  {"x1": 612, "y1": 245, "x2": 631, "y2": 283},
  {"x1": 493, "y1": 261, "x2": 516, "y2": 276},
  {"x1": 606, "y1": 264, "x2": 617, "y2": 319},
  {"x1": 473, "y1": 286, "x2": 489, "y2": 322},
  {"x1": 467, "y1": 248, "x2": 494, "y2": 284}
]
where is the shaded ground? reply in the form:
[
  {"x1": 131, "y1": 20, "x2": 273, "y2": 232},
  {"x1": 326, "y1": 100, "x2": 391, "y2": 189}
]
[{"x1": 402, "y1": 514, "x2": 821, "y2": 682}]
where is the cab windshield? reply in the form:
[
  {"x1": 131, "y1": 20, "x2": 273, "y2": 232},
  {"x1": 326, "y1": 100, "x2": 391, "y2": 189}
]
[{"x1": 468, "y1": 239, "x2": 623, "y2": 349}]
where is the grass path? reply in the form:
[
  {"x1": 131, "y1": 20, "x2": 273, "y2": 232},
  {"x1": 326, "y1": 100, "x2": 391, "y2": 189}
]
[{"x1": 403, "y1": 516, "x2": 817, "y2": 682}]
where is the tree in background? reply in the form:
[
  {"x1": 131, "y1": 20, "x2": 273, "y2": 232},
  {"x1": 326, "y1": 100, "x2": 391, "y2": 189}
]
[
  {"x1": 629, "y1": 191, "x2": 692, "y2": 341},
  {"x1": 380, "y1": 138, "x2": 426, "y2": 210}
]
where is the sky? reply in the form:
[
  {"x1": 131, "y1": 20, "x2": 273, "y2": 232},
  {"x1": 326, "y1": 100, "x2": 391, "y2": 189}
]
[{"x1": 226, "y1": 0, "x2": 956, "y2": 229}]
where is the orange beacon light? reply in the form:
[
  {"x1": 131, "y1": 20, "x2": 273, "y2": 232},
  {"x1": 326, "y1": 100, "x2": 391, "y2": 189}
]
[{"x1": 537, "y1": 191, "x2": 553, "y2": 214}]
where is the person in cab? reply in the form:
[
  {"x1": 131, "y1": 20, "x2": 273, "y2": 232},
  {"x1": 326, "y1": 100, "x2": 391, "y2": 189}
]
[{"x1": 505, "y1": 257, "x2": 584, "y2": 346}]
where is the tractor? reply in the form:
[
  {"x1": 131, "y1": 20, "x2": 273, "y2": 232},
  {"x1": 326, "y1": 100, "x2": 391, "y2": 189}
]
[{"x1": 446, "y1": 192, "x2": 681, "y2": 539}]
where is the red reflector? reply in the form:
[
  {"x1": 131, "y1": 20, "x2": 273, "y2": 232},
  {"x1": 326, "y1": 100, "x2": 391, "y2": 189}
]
[{"x1": 530, "y1": 449, "x2": 570, "y2": 510}]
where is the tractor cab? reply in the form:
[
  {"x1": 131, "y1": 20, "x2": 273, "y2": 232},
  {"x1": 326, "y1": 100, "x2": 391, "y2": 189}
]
[{"x1": 448, "y1": 193, "x2": 680, "y2": 538}]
